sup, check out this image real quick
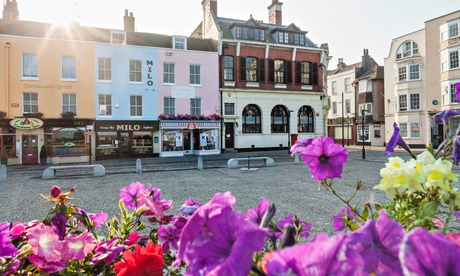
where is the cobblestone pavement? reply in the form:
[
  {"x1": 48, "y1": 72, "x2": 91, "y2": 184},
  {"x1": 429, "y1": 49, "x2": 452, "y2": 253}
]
[{"x1": 0, "y1": 146, "x2": 445, "y2": 236}]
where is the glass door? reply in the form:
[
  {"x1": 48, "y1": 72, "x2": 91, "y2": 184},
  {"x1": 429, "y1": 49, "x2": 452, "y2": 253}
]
[
  {"x1": 183, "y1": 130, "x2": 192, "y2": 155},
  {"x1": 119, "y1": 132, "x2": 130, "y2": 157},
  {"x1": 22, "y1": 135, "x2": 38, "y2": 164}
]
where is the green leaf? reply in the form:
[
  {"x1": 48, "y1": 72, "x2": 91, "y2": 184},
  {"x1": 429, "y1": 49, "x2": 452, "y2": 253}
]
[
  {"x1": 419, "y1": 201, "x2": 439, "y2": 218},
  {"x1": 362, "y1": 207, "x2": 369, "y2": 220},
  {"x1": 374, "y1": 204, "x2": 382, "y2": 211}
]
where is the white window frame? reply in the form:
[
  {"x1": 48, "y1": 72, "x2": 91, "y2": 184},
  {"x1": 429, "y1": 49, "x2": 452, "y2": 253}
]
[
  {"x1": 163, "y1": 62, "x2": 175, "y2": 84},
  {"x1": 111, "y1": 30, "x2": 126, "y2": 45},
  {"x1": 62, "y1": 93, "x2": 76, "y2": 114},
  {"x1": 344, "y1": 78, "x2": 351, "y2": 92},
  {"x1": 399, "y1": 94, "x2": 407, "y2": 111},
  {"x1": 173, "y1": 36, "x2": 187, "y2": 50},
  {"x1": 332, "y1": 81, "x2": 337, "y2": 94},
  {"x1": 98, "y1": 94, "x2": 112, "y2": 116},
  {"x1": 190, "y1": 64, "x2": 201, "y2": 85},
  {"x1": 164, "y1": 97, "x2": 175, "y2": 114},
  {"x1": 130, "y1": 95, "x2": 142, "y2": 117},
  {"x1": 345, "y1": 99, "x2": 351, "y2": 114},
  {"x1": 399, "y1": 123, "x2": 408, "y2": 138},
  {"x1": 397, "y1": 64, "x2": 420, "y2": 82},
  {"x1": 129, "y1": 59, "x2": 142, "y2": 83},
  {"x1": 98, "y1": 57, "x2": 112, "y2": 81},
  {"x1": 359, "y1": 103, "x2": 372, "y2": 115},
  {"x1": 190, "y1": 98, "x2": 202, "y2": 115},
  {"x1": 61, "y1": 56, "x2": 76, "y2": 80},
  {"x1": 357, "y1": 125, "x2": 370, "y2": 142},
  {"x1": 23, "y1": 92, "x2": 38, "y2": 114},
  {"x1": 359, "y1": 80, "x2": 371, "y2": 93},
  {"x1": 22, "y1": 53, "x2": 38, "y2": 79},
  {"x1": 409, "y1": 93, "x2": 420, "y2": 110},
  {"x1": 448, "y1": 20, "x2": 460, "y2": 39},
  {"x1": 396, "y1": 41, "x2": 419, "y2": 60},
  {"x1": 332, "y1": 102, "x2": 337, "y2": 115},
  {"x1": 410, "y1": 122, "x2": 421, "y2": 138}
]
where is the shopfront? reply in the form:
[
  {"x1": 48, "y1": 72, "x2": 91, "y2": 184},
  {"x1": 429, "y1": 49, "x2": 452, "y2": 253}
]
[
  {"x1": 95, "y1": 121, "x2": 159, "y2": 160},
  {"x1": 160, "y1": 121, "x2": 221, "y2": 157}
]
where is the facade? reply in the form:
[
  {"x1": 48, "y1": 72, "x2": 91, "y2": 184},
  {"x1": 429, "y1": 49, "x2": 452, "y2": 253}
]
[
  {"x1": 328, "y1": 50, "x2": 385, "y2": 147},
  {"x1": 192, "y1": 0, "x2": 330, "y2": 151}
]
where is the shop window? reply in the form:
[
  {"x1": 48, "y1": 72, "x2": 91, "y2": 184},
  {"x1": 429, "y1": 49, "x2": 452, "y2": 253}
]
[
  {"x1": 298, "y1": 105, "x2": 314, "y2": 133},
  {"x1": 96, "y1": 132, "x2": 117, "y2": 155},
  {"x1": 132, "y1": 131, "x2": 153, "y2": 154},
  {"x1": 162, "y1": 130, "x2": 182, "y2": 151},
  {"x1": 271, "y1": 105, "x2": 288, "y2": 133},
  {"x1": 0, "y1": 134, "x2": 16, "y2": 157},
  {"x1": 46, "y1": 127, "x2": 86, "y2": 156},
  {"x1": 242, "y1": 104, "x2": 261, "y2": 133},
  {"x1": 199, "y1": 129, "x2": 218, "y2": 150}
]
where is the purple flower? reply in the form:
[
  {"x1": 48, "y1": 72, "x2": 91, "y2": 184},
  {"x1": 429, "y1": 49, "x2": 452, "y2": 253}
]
[
  {"x1": 400, "y1": 227, "x2": 460, "y2": 275},
  {"x1": 456, "y1": 82, "x2": 460, "y2": 102},
  {"x1": 50, "y1": 186, "x2": 61, "y2": 198},
  {"x1": 347, "y1": 210, "x2": 404, "y2": 275},
  {"x1": 289, "y1": 138, "x2": 313, "y2": 157},
  {"x1": 244, "y1": 198, "x2": 270, "y2": 226},
  {"x1": 277, "y1": 214, "x2": 312, "y2": 239},
  {"x1": 28, "y1": 255, "x2": 67, "y2": 274},
  {"x1": 433, "y1": 109, "x2": 460, "y2": 125},
  {"x1": 300, "y1": 136, "x2": 348, "y2": 181},
  {"x1": 385, "y1": 122, "x2": 413, "y2": 157},
  {"x1": 182, "y1": 207, "x2": 266, "y2": 276},
  {"x1": 179, "y1": 198, "x2": 203, "y2": 216},
  {"x1": 157, "y1": 223, "x2": 181, "y2": 252},
  {"x1": 332, "y1": 206, "x2": 358, "y2": 232},
  {"x1": 137, "y1": 187, "x2": 172, "y2": 219},
  {"x1": 119, "y1": 181, "x2": 149, "y2": 209},
  {"x1": 90, "y1": 237, "x2": 124, "y2": 265},
  {"x1": 0, "y1": 222, "x2": 19, "y2": 259},
  {"x1": 4, "y1": 259, "x2": 20, "y2": 275},
  {"x1": 452, "y1": 137, "x2": 460, "y2": 165},
  {"x1": 50, "y1": 214, "x2": 67, "y2": 239},
  {"x1": 266, "y1": 233, "x2": 364, "y2": 276}
]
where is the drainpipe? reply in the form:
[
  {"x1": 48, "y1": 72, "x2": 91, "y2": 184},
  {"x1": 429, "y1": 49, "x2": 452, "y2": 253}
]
[{"x1": 5, "y1": 42, "x2": 11, "y2": 117}]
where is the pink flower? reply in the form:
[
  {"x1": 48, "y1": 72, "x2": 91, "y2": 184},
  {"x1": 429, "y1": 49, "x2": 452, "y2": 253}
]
[
  {"x1": 10, "y1": 222, "x2": 25, "y2": 240},
  {"x1": 62, "y1": 230, "x2": 96, "y2": 261},
  {"x1": 26, "y1": 223, "x2": 63, "y2": 262},
  {"x1": 157, "y1": 223, "x2": 181, "y2": 251},
  {"x1": 28, "y1": 255, "x2": 67, "y2": 274}
]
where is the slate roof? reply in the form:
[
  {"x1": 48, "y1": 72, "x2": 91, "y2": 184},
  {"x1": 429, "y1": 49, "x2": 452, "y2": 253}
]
[{"x1": 328, "y1": 61, "x2": 362, "y2": 76}]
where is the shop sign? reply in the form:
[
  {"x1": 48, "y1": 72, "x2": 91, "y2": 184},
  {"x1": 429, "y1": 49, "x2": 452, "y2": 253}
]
[
  {"x1": 161, "y1": 122, "x2": 220, "y2": 128},
  {"x1": 186, "y1": 122, "x2": 197, "y2": 130},
  {"x1": 9, "y1": 118, "x2": 44, "y2": 129},
  {"x1": 96, "y1": 123, "x2": 158, "y2": 131}
]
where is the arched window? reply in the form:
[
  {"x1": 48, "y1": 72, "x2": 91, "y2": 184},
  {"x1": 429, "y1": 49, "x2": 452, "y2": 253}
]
[
  {"x1": 298, "y1": 106, "x2": 314, "y2": 133},
  {"x1": 396, "y1": 41, "x2": 418, "y2": 60},
  {"x1": 242, "y1": 104, "x2": 261, "y2": 133},
  {"x1": 271, "y1": 105, "x2": 288, "y2": 133}
]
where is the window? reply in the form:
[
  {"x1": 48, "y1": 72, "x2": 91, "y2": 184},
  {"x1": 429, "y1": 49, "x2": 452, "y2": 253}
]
[
  {"x1": 359, "y1": 103, "x2": 372, "y2": 114},
  {"x1": 298, "y1": 106, "x2": 314, "y2": 133},
  {"x1": 224, "y1": 103, "x2": 235, "y2": 115},
  {"x1": 129, "y1": 60, "x2": 142, "y2": 83},
  {"x1": 164, "y1": 97, "x2": 175, "y2": 114},
  {"x1": 450, "y1": 51, "x2": 459, "y2": 69},
  {"x1": 130, "y1": 95, "x2": 142, "y2": 116},
  {"x1": 98, "y1": 95, "x2": 112, "y2": 116},
  {"x1": 163, "y1": 63, "x2": 175, "y2": 84},
  {"x1": 398, "y1": 67, "x2": 407, "y2": 82},
  {"x1": 293, "y1": 34, "x2": 305, "y2": 45},
  {"x1": 236, "y1": 27, "x2": 249, "y2": 39},
  {"x1": 278, "y1": 32, "x2": 289, "y2": 43},
  {"x1": 295, "y1": 61, "x2": 317, "y2": 85},
  {"x1": 409, "y1": 65, "x2": 420, "y2": 80},
  {"x1": 0, "y1": 133, "x2": 16, "y2": 158},
  {"x1": 240, "y1": 57, "x2": 265, "y2": 82},
  {"x1": 235, "y1": 27, "x2": 265, "y2": 41},
  {"x1": 359, "y1": 80, "x2": 371, "y2": 92},
  {"x1": 399, "y1": 95, "x2": 407, "y2": 111},
  {"x1": 398, "y1": 65, "x2": 420, "y2": 82},
  {"x1": 396, "y1": 41, "x2": 419, "y2": 60},
  {"x1": 242, "y1": 104, "x2": 261, "y2": 133},
  {"x1": 98, "y1": 58, "x2": 111, "y2": 81},
  {"x1": 449, "y1": 22, "x2": 459, "y2": 38},
  {"x1": 111, "y1": 31, "x2": 126, "y2": 45},
  {"x1": 23, "y1": 92, "x2": 38, "y2": 113},
  {"x1": 410, "y1": 94, "x2": 420, "y2": 110},
  {"x1": 450, "y1": 83, "x2": 458, "y2": 104},
  {"x1": 46, "y1": 127, "x2": 87, "y2": 156},
  {"x1": 61, "y1": 56, "x2": 76, "y2": 80},
  {"x1": 332, "y1": 102, "x2": 337, "y2": 115},
  {"x1": 254, "y1": 29, "x2": 265, "y2": 41},
  {"x1": 345, "y1": 99, "x2": 351, "y2": 113},
  {"x1": 224, "y1": 56, "x2": 234, "y2": 81},
  {"x1": 344, "y1": 78, "x2": 351, "y2": 92},
  {"x1": 274, "y1": 60, "x2": 285, "y2": 83},
  {"x1": 190, "y1": 64, "x2": 201, "y2": 85},
  {"x1": 332, "y1": 81, "x2": 337, "y2": 94},
  {"x1": 62, "y1": 94, "x2": 76, "y2": 114},
  {"x1": 190, "y1": 98, "x2": 201, "y2": 115},
  {"x1": 399, "y1": 123, "x2": 408, "y2": 138},
  {"x1": 357, "y1": 125, "x2": 370, "y2": 141},
  {"x1": 410, "y1": 123, "x2": 421, "y2": 138},
  {"x1": 271, "y1": 105, "x2": 288, "y2": 133},
  {"x1": 22, "y1": 53, "x2": 38, "y2": 78},
  {"x1": 246, "y1": 57, "x2": 258, "y2": 82},
  {"x1": 173, "y1": 36, "x2": 187, "y2": 50}
]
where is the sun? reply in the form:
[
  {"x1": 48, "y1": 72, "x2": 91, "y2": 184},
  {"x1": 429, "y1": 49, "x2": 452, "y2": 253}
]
[{"x1": 41, "y1": 0, "x2": 79, "y2": 26}]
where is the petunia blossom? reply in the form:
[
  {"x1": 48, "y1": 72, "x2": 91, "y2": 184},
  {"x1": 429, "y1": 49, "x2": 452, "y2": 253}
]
[
  {"x1": 114, "y1": 240, "x2": 164, "y2": 276},
  {"x1": 456, "y1": 82, "x2": 460, "y2": 102},
  {"x1": 61, "y1": 230, "x2": 96, "y2": 261},
  {"x1": 244, "y1": 198, "x2": 271, "y2": 226},
  {"x1": 90, "y1": 237, "x2": 124, "y2": 265},
  {"x1": 50, "y1": 214, "x2": 67, "y2": 240},
  {"x1": 28, "y1": 255, "x2": 67, "y2": 274},
  {"x1": 120, "y1": 181, "x2": 148, "y2": 209},
  {"x1": 290, "y1": 138, "x2": 314, "y2": 157},
  {"x1": 26, "y1": 223, "x2": 63, "y2": 262},
  {"x1": 452, "y1": 136, "x2": 460, "y2": 165},
  {"x1": 157, "y1": 223, "x2": 181, "y2": 252},
  {"x1": 347, "y1": 210, "x2": 404, "y2": 275},
  {"x1": 385, "y1": 122, "x2": 413, "y2": 157},
  {"x1": 277, "y1": 214, "x2": 311, "y2": 239},
  {"x1": 332, "y1": 206, "x2": 358, "y2": 232},
  {"x1": 179, "y1": 197, "x2": 203, "y2": 216},
  {"x1": 433, "y1": 109, "x2": 460, "y2": 126},
  {"x1": 299, "y1": 136, "x2": 348, "y2": 181},
  {"x1": 0, "y1": 222, "x2": 19, "y2": 258},
  {"x1": 400, "y1": 227, "x2": 460, "y2": 275}
]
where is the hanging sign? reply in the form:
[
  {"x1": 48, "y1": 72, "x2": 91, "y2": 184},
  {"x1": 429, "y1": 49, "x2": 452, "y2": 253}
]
[{"x1": 9, "y1": 118, "x2": 44, "y2": 129}]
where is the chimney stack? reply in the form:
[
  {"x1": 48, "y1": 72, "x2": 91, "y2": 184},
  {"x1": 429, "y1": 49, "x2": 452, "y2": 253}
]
[
  {"x1": 337, "y1": 58, "x2": 346, "y2": 69},
  {"x1": 268, "y1": 0, "x2": 283, "y2": 25},
  {"x1": 2, "y1": 0, "x2": 19, "y2": 20},
  {"x1": 123, "y1": 9, "x2": 135, "y2": 32},
  {"x1": 362, "y1": 49, "x2": 370, "y2": 72},
  {"x1": 202, "y1": 0, "x2": 217, "y2": 16}
]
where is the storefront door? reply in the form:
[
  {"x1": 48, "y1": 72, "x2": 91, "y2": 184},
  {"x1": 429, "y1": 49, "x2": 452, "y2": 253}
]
[
  {"x1": 22, "y1": 134, "x2": 38, "y2": 164},
  {"x1": 183, "y1": 131, "x2": 192, "y2": 155},
  {"x1": 225, "y1": 123, "x2": 234, "y2": 149},
  {"x1": 119, "y1": 132, "x2": 130, "y2": 157}
]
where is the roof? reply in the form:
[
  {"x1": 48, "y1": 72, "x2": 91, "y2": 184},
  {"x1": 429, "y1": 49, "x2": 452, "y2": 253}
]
[{"x1": 328, "y1": 61, "x2": 362, "y2": 76}]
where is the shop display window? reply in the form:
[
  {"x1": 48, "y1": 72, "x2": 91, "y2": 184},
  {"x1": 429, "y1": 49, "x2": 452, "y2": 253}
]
[
  {"x1": 97, "y1": 132, "x2": 117, "y2": 148},
  {"x1": 0, "y1": 134, "x2": 16, "y2": 157},
  {"x1": 132, "y1": 131, "x2": 153, "y2": 147},
  {"x1": 46, "y1": 127, "x2": 87, "y2": 156},
  {"x1": 199, "y1": 129, "x2": 218, "y2": 150},
  {"x1": 162, "y1": 130, "x2": 182, "y2": 151}
]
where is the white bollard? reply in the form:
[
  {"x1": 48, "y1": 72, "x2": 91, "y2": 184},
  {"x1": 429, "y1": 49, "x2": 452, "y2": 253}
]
[
  {"x1": 295, "y1": 152, "x2": 300, "y2": 164},
  {"x1": 136, "y1": 159, "x2": 142, "y2": 174},
  {"x1": 0, "y1": 164, "x2": 6, "y2": 182},
  {"x1": 198, "y1": 156, "x2": 203, "y2": 171}
]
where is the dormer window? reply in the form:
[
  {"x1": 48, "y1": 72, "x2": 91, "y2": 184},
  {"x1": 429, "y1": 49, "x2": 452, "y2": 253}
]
[
  {"x1": 173, "y1": 36, "x2": 187, "y2": 50},
  {"x1": 277, "y1": 32, "x2": 305, "y2": 45},
  {"x1": 235, "y1": 26, "x2": 265, "y2": 41},
  {"x1": 278, "y1": 32, "x2": 289, "y2": 43},
  {"x1": 396, "y1": 41, "x2": 418, "y2": 60},
  {"x1": 111, "y1": 31, "x2": 126, "y2": 45}
]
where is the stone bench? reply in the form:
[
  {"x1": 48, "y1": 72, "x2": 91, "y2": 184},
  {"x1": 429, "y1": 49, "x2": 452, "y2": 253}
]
[
  {"x1": 42, "y1": 164, "x2": 106, "y2": 180},
  {"x1": 227, "y1": 157, "x2": 275, "y2": 169}
]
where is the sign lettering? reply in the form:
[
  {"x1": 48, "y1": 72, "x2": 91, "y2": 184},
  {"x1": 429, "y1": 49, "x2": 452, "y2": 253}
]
[{"x1": 146, "y1": 60, "x2": 154, "y2": 86}]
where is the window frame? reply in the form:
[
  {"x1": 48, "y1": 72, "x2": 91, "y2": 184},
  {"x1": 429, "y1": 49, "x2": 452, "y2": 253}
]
[
  {"x1": 246, "y1": 57, "x2": 258, "y2": 82},
  {"x1": 332, "y1": 81, "x2": 337, "y2": 94},
  {"x1": 173, "y1": 36, "x2": 187, "y2": 50},
  {"x1": 242, "y1": 104, "x2": 262, "y2": 133},
  {"x1": 98, "y1": 94, "x2": 112, "y2": 116},
  {"x1": 298, "y1": 106, "x2": 314, "y2": 133},
  {"x1": 163, "y1": 62, "x2": 175, "y2": 84},
  {"x1": 23, "y1": 92, "x2": 38, "y2": 114},
  {"x1": 164, "y1": 97, "x2": 175, "y2": 115},
  {"x1": 22, "y1": 53, "x2": 38, "y2": 79},
  {"x1": 61, "y1": 56, "x2": 76, "y2": 80},
  {"x1": 271, "y1": 105, "x2": 289, "y2": 133},
  {"x1": 345, "y1": 99, "x2": 351, "y2": 114},
  {"x1": 111, "y1": 30, "x2": 126, "y2": 45},
  {"x1": 190, "y1": 98, "x2": 202, "y2": 115},
  {"x1": 396, "y1": 41, "x2": 419, "y2": 60},
  {"x1": 190, "y1": 64, "x2": 201, "y2": 85},
  {"x1": 344, "y1": 78, "x2": 351, "y2": 92},
  {"x1": 399, "y1": 94, "x2": 408, "y2": 111},
  {"x1": 223, "y1": 56, "x2": 234, "y2": 81},
  {"x1": 130, "y1": 95, "x2": 142, "y2": 117},
  {"x1": 62, "y1": 93, "x2": 77, "y2": 114},
  {"x1": 332, "y1": 102, "x2": 338, "y2": 115},
  {"x1": 224, "y1": 103, "x2": 235, "y2": 115},
  {"x1": 97, "y1": 57, "x2": 112, "y2": 81},
  {"x1": 274, "y1": 59, "x2": 285, "y2": 83},
  {"x1": 129, "y1": 59, "x2": 142, "y2": 83}
]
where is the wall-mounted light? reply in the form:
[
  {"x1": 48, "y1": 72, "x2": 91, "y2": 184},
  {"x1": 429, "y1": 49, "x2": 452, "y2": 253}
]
[
  {"x1": 236, "y1": 122, "x2": 239, "y2": 128},
  {"x1": 166, "y1": 51, "x2": 172, "y2": 56},
  {"x1": 228, "y1": 93, "x2": 231, "y2": 97}
]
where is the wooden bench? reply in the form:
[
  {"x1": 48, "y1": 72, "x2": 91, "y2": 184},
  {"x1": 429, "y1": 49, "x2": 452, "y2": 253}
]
[
  {"x1": 227, "y1": 157, "x2": 275, "y2": 169},
  {"x1": 42, "y1": 164, "x2": 106, "y2": 180}
]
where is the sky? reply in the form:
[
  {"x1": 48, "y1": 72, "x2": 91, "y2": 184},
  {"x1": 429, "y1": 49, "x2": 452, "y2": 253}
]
[{"x1": 13, "y1": 0, "x2": 460, "y2": 68}]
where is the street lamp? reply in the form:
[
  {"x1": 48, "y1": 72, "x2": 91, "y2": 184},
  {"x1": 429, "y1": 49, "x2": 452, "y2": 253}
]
[
  {"x1": 361, "y1": 109, "x2": 368, "y2": 159},
  {"x1": 287, "y1": 109, "x2": 294, "y2": 154},
  {"x1": 341, "y1": 92, "x2": 344, "y2": 147},
  {"x1": 346, "y1": 115, "x2": 350, "y2": 146}
]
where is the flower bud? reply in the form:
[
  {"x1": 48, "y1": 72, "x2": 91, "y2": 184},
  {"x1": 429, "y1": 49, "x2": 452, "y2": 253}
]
[{"x1": 50, "y1": 186, "x2": 61, "y2": 198}]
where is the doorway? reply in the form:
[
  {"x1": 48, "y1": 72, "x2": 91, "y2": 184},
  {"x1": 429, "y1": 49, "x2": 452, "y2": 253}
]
[
  {"x1": 119, "y1": 132, "x2": 130, "y2": 157},
  {"x1": 22, "y1": 134, "x2": 38, "y2": 164},
  {"x1": 224, "y1": 123, "x2": 234, "y2": 149},
  {"x1": 183, "y1": 130, "x2": 193, "y2": 155}
]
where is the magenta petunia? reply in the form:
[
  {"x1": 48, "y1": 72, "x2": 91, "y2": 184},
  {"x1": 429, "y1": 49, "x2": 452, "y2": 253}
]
[
  {"x1": 452, "y1": 137, "x2": 460, "y2": 165},
  {"x1": 290, "y1": 138, "x2": 314, "y2": 157},
  {"x1": 90, "y1": 237, "x2": 124, "y2": 265},
  {"x1": 26, "y1": 223, "x2": 63, "y2": 262},
  {"x1": 28, "y1": 255, "x2": 67, "y2": 274},
  {"x1": 9, "y1": 222, "x2": 25, "y2": 240},
  {"x1": 50, "y1": 214, "x2": 67, "y2": 239},
  {"x1": 157, "y1": 223, "x2": 181, "y2": 252},
  {"x1": 244, "y1": 198, "x2": 271, "y2": 226},
  {"x1": 277, "y1": 214, "x2": 311, "y2": 239},
  {"x1": 179, "y1": 198, "x2": 203, "y2": 216},
  {"x1": 61, "y1": 230, "x2": 96, "y2": 261},
  {"x1": 300, "y1": 136, "x2": 348, "y2": 181},
  {"x1": 120, "y1": 181, "x2": 148, "y2": 209},
  {"x1": 332, "y1": 206, "x2": 358, "y2": 232},
  {"x1": 0, "y1": 222, "x2": 19, "y2": 259}
]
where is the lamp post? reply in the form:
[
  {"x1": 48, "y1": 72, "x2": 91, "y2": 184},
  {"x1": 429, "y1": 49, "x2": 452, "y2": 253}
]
[
  {"x1": 361, "y1": 109, "x2": 368, "y2": 159},
  {"x1": 287, "y1": 109, "x2": 294, "y2": 154},
  {"x1": 341, "y1": 92, "x2": 344, "y2": 147},
  {"x1": 347, "y1": 115, "x2": 350, "y2": 146}
]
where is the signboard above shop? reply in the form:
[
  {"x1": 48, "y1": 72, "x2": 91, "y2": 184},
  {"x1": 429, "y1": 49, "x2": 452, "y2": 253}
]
[{"x1": 9, "y1": 118, "x2": 44, "y2": 129}]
